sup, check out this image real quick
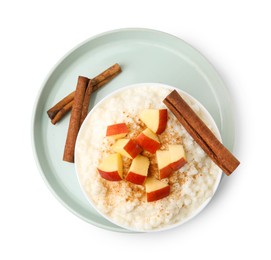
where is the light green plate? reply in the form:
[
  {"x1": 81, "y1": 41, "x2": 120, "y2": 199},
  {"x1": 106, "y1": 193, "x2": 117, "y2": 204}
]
[{"x1": 32, "y1": 28, "x2": 235, "y2": 232}]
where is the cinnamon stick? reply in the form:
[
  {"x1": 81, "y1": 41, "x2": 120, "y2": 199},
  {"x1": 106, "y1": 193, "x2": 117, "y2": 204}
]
[
  {"x1": 79, "y1": 69, "x2": 122, "y2": 125},
  {"x1": 91, "y1": 63, "x2": 121, "y2": 87},
  {"x1": 163, "y1": 90, "x2": 240, "y2": 175},
  {"x1": 47, "y1": 91, "x2": 75, "y2": 119},
  {"x1": 80, "y1": 79, "x2": 93, "y2": 126},
  {"x1": 49, "y1": 73, "x2": 120, "y2": 125},
  {"x1": 47, "y1": 63, "x2": 121, "y2": 121},
  {"x1": 63, "y1": 76, "x2": 88, "y2": 163},
  {"x1": 51, "y1": 100, "x2": 74, "y2": 125},
  {"x1": 92, "y1": 69, "x2": 121, "y2": 92}
]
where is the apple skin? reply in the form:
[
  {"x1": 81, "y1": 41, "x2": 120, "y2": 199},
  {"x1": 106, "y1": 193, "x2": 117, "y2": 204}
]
[
  {"x1": 97, "y1": 153, "x2": 123, "y2": 181},
  {"x1": 139, "y1": 109, "x2": 168, "y2": 134},
  {"x1": 156, "y1": 109, "x2": 168, "y2": 134},
  {"x1": 147, "y1": 186, "x2": 170, "y2": 202},
  {"x1": 97, "y1": 169, "x2": 122, "y2": 181},
  {"x1": 145, "y1": 177, "x2": 170, "y2": 202},
  {"x1": 136, "y1": 133, "x2": 160, "y2": 153},
  {"x1": 156, "y1": 150, "x2": 173, "y2": 179},
  {"x1": 124, "y1": 139, "x2": 142, "y2": 159},
  {"x1": 113, "y1": 139, "x2": 142, "y2": 159},
  {"x1": 170, "y1": 158, "x2": 187, "y2": 171},
  {"x1": 126, "y1": 155, "x2": 149, "y2": 185},
  {"x1": 159, "y1": 165, "x2": 173, "y2": 179},
  {"x1": 106, "y1": 123, "x2": 129, "y2": 140},
  {"x1": 168, "y1": 145, "x2": 187, "y2": 171},
  {"x1": 126, "y1": 172, "x2": 147, "y2": 185},
  {"x1": 135, "y1": 129, "x2": 160, "y2": 153}
]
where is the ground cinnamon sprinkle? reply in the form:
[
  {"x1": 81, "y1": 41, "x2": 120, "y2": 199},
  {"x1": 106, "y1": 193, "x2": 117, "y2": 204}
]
[
  {"x1": 97, "y1": 110, "x2": 191, "y2": 203},
  {"x1": 122, "y1": 157, "x2": 132, "y2": 178},
  {"x1": 76, "y1": 84, "x2": 223, "y2": 231}
]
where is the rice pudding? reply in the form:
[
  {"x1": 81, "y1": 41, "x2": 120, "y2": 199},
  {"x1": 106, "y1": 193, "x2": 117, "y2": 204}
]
[{"x1": 75, "y1": 83, "x2": 222, "y2": 231}]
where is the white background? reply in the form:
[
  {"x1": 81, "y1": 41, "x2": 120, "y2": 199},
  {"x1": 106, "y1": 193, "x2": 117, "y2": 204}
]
[{"x1": 1, "y1": 0, "x2": 270, "y2": 259}]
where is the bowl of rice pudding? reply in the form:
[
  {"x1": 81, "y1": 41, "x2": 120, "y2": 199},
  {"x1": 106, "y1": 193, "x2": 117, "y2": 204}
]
[{"x1": 75, "y1": 83, "x2": 222, "y2": 232}]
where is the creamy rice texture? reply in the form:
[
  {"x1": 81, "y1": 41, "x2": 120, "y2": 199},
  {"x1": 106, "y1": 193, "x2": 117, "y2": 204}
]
[{"x1": 75, "y1": 84, "x2": 222, "y2": 231}]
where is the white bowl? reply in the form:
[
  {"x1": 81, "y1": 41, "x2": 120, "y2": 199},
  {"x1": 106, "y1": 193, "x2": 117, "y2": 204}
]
[{"x1": 75, "y1": 83, "x2": 222, "y2": 232}]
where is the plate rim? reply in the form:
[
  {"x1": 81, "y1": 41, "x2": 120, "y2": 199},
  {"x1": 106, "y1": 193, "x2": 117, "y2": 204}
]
[{"x1": 31, "y1": 27, "x2": 235, "y2": 232}]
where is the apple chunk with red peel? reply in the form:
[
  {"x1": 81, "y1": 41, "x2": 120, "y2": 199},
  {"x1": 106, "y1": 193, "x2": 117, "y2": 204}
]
[
  {"x1": 145, "y1": 177, "x2": 170, "y2": 202},
  {"x1": 156, "y1": 150, "x2": 173, "y2": 179},
  {"x1": 112, "y1": 139, "x2": 142, "y2": 159},
  {"x1": 97, "y1": 153, "x2": 123, "y2": 181},
  {"x1": 169, "y1": 144, "x2": 187, "y2": 171},
  {"x1": 106, "y1": 123, "x2": 129, "y2": 140},
  {"x1": 139, "y1": 109, "x2": 168, "y2": 134},
  {"x1": 126, "y1": 155, "x2": 150, "y2": 185},
  {"x1": 135, "y1": 128, "x2": 160, "y2": 153}
]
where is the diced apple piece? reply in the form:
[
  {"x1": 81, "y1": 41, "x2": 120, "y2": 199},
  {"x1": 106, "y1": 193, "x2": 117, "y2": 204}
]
[
  {"x1": 145, "y1": 177, "x2": 170, "y2": 202},
  {"x1": 126, "y1": 155, "x2": 150, "y2": 185},
  {"x1": 135, "y1": 128, "x2": 160, "y2": 153},
  {"x1": 106, "y1": 123, "x2": 129, "y2": 140},
  {"x1": 139, "y1": 109, "x2": 168, "y2": 134},
  {"x1": 156, "y1": 150, "x2": 173, "y2": 179},
  {"x1": 169, "y1": 144, "x2": 187, "y2": 171},
  {"x1": 112, "y1": 139, "x2": 142, "y2": 159},
  {"x1": 97, "y1": 153, "x2": 123, "y2": 181}
]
